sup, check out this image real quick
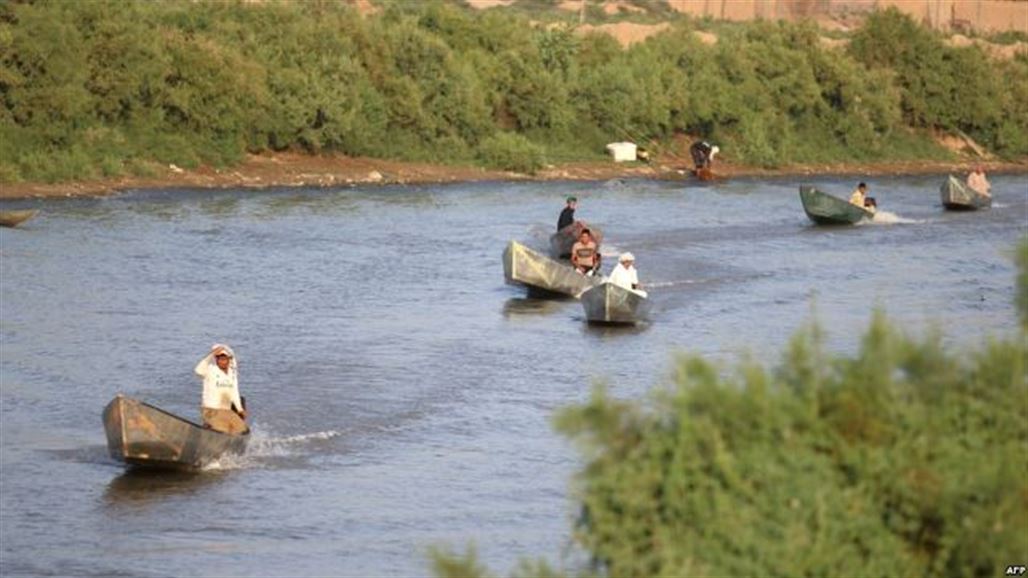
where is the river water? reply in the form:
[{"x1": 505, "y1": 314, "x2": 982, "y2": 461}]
[{"x1": 1, "y1": 174, "x2": 1025, "y2": 576}]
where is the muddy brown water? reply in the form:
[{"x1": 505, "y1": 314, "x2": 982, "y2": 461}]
[{"x1": 1, "y1": 175, "x2": 1025, "y2": 576}]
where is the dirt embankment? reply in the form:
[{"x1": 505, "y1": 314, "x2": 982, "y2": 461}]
[{"x1": 2, "y1": 152, "x2": 1025, "y2": 200}]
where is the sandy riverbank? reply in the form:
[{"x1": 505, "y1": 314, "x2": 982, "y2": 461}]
[{"x1": 1, "y1": 152, "x2": 1025, "y2": 200}]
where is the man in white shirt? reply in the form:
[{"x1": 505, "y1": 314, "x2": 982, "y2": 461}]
[
  {"x1": 195, "y1": 343, "x2": 248, "y2": 434},
  {"x1": 608, "y1": 253, "x2": 647, "y2": 297}
]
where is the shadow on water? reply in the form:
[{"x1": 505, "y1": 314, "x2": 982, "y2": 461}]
[
  {"x1": 579, "y1": 319, "x2": 651, "y2": 338},
  {"x1": 501, "y1": 297, "x2": 567, "y2": 317},
  {"x1": 104, "y1": 468, "x2": 230, "y2": 506}
]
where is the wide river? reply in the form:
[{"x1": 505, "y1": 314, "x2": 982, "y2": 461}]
[{"x1": 1, "y1": 174, "x2": 1025, "y2": 576}]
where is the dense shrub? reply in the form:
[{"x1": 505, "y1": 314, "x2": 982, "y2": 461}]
[
  {"x1": 849, "y1": 8, "x2": 1027, "y2": 157},
  {"x1": 432, "y1": 240, "x2": 1028, "y2": 578},
  {"x1": 1, "y1": 1, "x2": 1025, "y2": 182},
  {"x1": 476, "y1": 131, "x2": 545, "y2": 173}
]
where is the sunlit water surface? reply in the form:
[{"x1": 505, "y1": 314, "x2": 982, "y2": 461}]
[{"x1": 1, "y1": 175, "x2": 1025, "y2": 576}]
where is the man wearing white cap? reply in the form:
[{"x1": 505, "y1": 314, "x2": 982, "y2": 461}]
[
  {"x1": 609, "y1": 252, "x2": 647, "y2": 297},
  {"x1": 195, "y1": 343, "x2": 248, "y2": 434}
]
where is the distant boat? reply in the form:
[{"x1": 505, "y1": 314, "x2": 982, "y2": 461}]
[
  {"x1": 103, "y1": 395, "x2": 248, "y2": 470},
  {"x1": 0, "y1": 210, "x2": 38, "y2": 228},
  {"x1": 503, "y1": 240, "x2": 600, "y2": 298},
  {"x1": 580, "y1": 282, "x2": 650, "y2": 325},
  {"x1": 549, "y1": 221, "x2": 603, "y2": 260},
  {"x1": 799, "y1": 186, "x2": 874, "y2": 225},
  {"x1": 940, "y1": 175, "x2": 991, "y2": 211}
]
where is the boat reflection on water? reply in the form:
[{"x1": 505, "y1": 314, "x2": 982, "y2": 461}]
[
  {"x1": 580, "y1": 317, "x2": 651, "y2": 338},
  {"x1": 104, "y1": 468, "x2": 230, "y2": 507},
  {"x1": 501, "y1": 296, "x2": 566, "y2": 317}
]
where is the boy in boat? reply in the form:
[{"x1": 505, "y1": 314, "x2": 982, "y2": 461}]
[
  {"x1": 557, "y1": 196, "x2": 577, "y2": 231},
  {"x1": 849, "y1": 182, "x2": 876, "y2": 213},
  {"x1": 571, "y1": 228, "x2": 601, "y2": 276},
  {"x1": 195, "y1": 344, "x2": 248, "y2": 434},
  {"x1": 609, "y1": 252, "x2": 647, "y2": 297},
  {"x1": 967, "y1": 166, "x2": 991, "y2": 197}
]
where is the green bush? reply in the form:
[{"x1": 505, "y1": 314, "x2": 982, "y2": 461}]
[
  {"x1": 1, "y1": 1, "x2": 1024, "y2": 183},
  {"x1": 476, "y1": 132, "x2": 545, "y2": 173},
  {"x1": 849, "y1": 8, "x2": 1028, "y2": 157},
  {"x1": 433, "y1": 242, "x2": 1028, "y2": 578}
]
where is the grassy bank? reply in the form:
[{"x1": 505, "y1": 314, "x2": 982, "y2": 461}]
[{"x1": 1, "y1": 1, "x2": 1026, "y2": 184}]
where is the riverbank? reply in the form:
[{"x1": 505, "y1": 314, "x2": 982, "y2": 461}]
[{"x1": 1, "y1": 152, "x2": 1026, "y2": 200}]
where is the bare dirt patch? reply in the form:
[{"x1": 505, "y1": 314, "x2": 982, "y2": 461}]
[
  {"x1": 577, "y1": 22, "x2": 670, "y2": 47},
  {"x1": 3, "y1": 151, "x2": 1025, "y2": 200},
  {"x1": 464, "y1": 0, "x2": 516, "y2": 8}
]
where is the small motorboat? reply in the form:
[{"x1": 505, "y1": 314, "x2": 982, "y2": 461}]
[
  {"x1": 940, "y1": 175, "x2": 991, "y2": 211},
  {"x1": 103, "y1": 395, "x2": 248, "y2": 470},
  {"x1": 503, "y1": 240, "x2": 600, "y2": 298},
  {"x1": 580, "y1": 282, "x2": 650, "y2": 325},
  {"x1": 799, "y1": 186, "x2": 874, "y2": 225},
  {"x1": 0, "y1": 210, "x2": 39, "y2": 228}
]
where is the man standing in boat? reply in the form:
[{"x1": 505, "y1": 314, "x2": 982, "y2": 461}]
[
  {"x1": 849, "y1": 182, "x2": 876, "y2": 213},
  {"x1": 196, "y1": 344, "x2": 248, "y2": 434},
  {"x1": 571, "y1": 228, "x2": 601, "y2": 276},
  {"x1": 557, "y1": 196, "x2": 577, "y2": 231},
  {"x1": 967, "y1": 166, "x2": 991, "y2": 197}
]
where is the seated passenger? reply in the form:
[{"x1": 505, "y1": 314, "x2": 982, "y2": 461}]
[
  {"x1": 849, "y1": 182, "x2": 876, "y2": 213},
  {"x1": 609, "y1": 252, "x2": 647, "y2": 297},
  {"x1": 571, "y1": 229, "x2": 601, "y2": 276},
  {"x1": 967, "y1": 166, "x2": 991, "y2": 197}
]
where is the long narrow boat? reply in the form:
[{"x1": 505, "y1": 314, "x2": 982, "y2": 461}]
[
  {"x1": 0, "y1": 210, "x2": 39, "y2": 228},
  {"x1": 798, "y1": 186, "x2": 874, "y2": 225},
  {"x1": 103, "y1": 395, "x2": 248, "y2": 470},
  {"x1": 940, "y1": 175, "x2": 991, "y2": 211},
  {"x1": 503, "y1": 240, "x2": 600, "y2": 298},
  {"x1": 580, "y1": 282, "x2": 651, "y2": 325},
  {"x1": 549, "y1": 222, "x2": 603, "y2": 260}
]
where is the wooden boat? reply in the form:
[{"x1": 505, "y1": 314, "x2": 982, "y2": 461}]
[
  {"x1": 799, "y1": 186, "x2": 874, "y2": 225},
  {"x1": 940, "y1": 175, "x2": 991, "y2": 210},
  {"x1": 503, "y1": 240, "x2": 600, "y2": 298},
  {"x1": 103, "y1": 395, "x2": 248, "y2": 470},
  {"x1": 0, "y1": 210, "x2": 38, "y2": 228},
  {"x1": 580, "y1": 282, "x2": 650, "y2": 324},
  {"x1": 694, "y1": 167, "x2": 715, "y2": 181},
  {"x1": 549, "y1": 221, "x2": 603, "y2": 260}
]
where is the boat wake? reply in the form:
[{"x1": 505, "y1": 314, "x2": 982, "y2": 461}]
[
  {"x1": 202, "y1": 427, "x2": 341, "y2": 471},
  {"x1": 645, "y1": 279, "x2": 706, "y2": 289},
  {"x1": 861, "y1": 211, "x2": 921, "y2": 225}
]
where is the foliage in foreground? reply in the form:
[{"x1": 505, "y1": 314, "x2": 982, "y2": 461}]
[
  {"x1": 434, "y1": 240, "x2": 1028, "y2": 578},
  {"x1": 2, "y1": 1, "x2": 1027, "y2": 182}
]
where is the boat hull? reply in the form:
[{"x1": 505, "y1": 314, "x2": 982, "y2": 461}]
[
  {"x1": 504, "y1": 240, "x2": 600, "y2": 298},
  {"x1": 103, "y1": 395, "x2": 248, "y2": 470},
  {"x1": 799, "y1": 186, "x2": 873, "y2": 225},
  {"x1": 940, "y1": 175, "x2": 990, "y2": 211},
  {"x1": 549, "y1": 222, "x2": 603, "y2": 260},
  {"x1": 580, "y1": 282, "x2": 650, "y2": 324},
  {"x1": 0, "y1": 210, "x2": 38, "y2": 228}
]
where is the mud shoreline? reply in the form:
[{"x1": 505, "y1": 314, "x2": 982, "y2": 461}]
[{"x1": 1, "y1": 152, "x2": 1025, "y2": 200}]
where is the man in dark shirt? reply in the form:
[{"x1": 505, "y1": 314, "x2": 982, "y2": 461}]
[
  {"x1": 689, "y1": 141, "x2": 719, "y2": 170},
  {"x1": 557, "y1": 196, "x2": 577, "y2": 231}
]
